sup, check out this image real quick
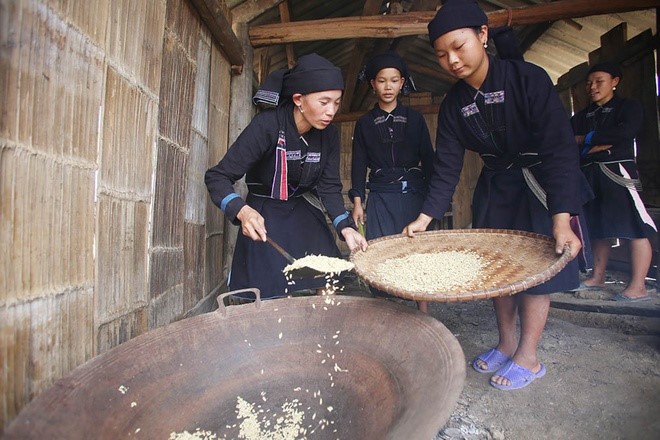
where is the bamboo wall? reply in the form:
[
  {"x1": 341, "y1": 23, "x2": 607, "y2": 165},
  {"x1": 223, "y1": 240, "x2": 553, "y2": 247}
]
[{"x1": 0, "y1": 0, "x2": 233, "y2": 431}]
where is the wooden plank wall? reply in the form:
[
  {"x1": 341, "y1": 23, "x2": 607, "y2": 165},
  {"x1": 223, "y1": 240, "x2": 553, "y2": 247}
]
[
  {"x1": 206, "y1": 43, "x2": 233, "y2": 297},
  {"x1": 150, "y1": 0, "x2": 198, "y2": 330},
  {"x1": 0, "y1": 0, "x2": 234, "y2": 431}
]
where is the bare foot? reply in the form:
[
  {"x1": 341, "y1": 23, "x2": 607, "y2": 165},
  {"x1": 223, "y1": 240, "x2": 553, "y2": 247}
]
[
  {"x1": 582, "y1": 277, "x2": 606, "y2": 288},
  {"x1": 474, "y1": 346, "x2": 515, "y2": 372},
  {"x1": 491, "y1": 358, "x2": 542, "y2": 387},
  {"x1": 474, "y1": 348, "x2": 511, "y2": 373},
  {"x1": 620, "y1": 285, "x2": 648, "y2": 300}
]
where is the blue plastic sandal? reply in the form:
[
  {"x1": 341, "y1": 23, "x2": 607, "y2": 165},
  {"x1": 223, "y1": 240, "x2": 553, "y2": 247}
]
[
  {"x1": 472, "y1": 348, "x2": 510, "y2": 374},
  {"x1": 490, "y1": 360, "x2": 546, "y2": 390}
]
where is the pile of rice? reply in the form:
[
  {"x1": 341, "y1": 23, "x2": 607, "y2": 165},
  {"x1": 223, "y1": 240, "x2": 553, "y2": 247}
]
[{"x1": 374, "y1": 250, "x2": 484, "y2": 293}]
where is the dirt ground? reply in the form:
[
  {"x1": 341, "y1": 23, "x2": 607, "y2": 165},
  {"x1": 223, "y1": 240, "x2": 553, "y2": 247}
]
[{"x1": 341, "y1": 272, "x2": 660, "y2": 440}]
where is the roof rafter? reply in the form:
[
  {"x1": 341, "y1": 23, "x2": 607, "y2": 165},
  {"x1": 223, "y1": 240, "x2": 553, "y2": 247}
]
[{"x1": 249, "y1": 0, "x2": 659, "y2": 46}]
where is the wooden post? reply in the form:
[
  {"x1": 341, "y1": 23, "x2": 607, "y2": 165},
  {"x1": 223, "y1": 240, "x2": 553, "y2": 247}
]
[{"x1": 278, "y1": 1, "x2": 296, "y2": 68}]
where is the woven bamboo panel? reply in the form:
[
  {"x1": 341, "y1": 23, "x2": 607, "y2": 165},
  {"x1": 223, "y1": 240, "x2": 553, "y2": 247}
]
[
  {"x1": 186, "y1": 131, "x2": 209, "y2": 224},
  {"x1": 105, "y1": 0, "x2": 166, "y2": 94},
  {"x1": 205, "y1": 44, "x2": 231, "y2": 283},
  {"x1": 152, "y1": 139, "x2": 187, "y2": 247},
  {"x1": 0, "y1": 289, "x2": 94, "y2": 427},
  {"x1": 184, "y1": 222, "x2": 206, "y2": 310},
  {"x1": 339, "y1": 121, "x2": 355, "y2": 195},
  {"x1": 159, "y1": 36, "x2": 195, "y2": 149},
  {"x1": 208, "y1": 45, "x2": 231, "y2": 165},
  {"x1": 165, "y1": 0, "x2": 201, "y2": 58},
  {"x1": 101, "y1": 67, "x2": 157, "y2": 196},
  {"x1": 206, "y1": 234, "x2": 226, "y2": 289},
  {"x1": 1, "y1": 147, "x2": 95, "y2": 304},
  {"x1": 351, "y1": 229, "x2": 573, "y2": 302},
  {"x1": 149, "y1": 280, "x2": 184, "y2": 329},
  {"x1": 149, "y1": 245, "x2": 184, "y2": 299},
  {"x1": 12, "y1": 2, "x2": 104, "y2": 158},
  {"x1": 97, "y1": 307, "x2": 148, "y2": 354},
  {"x1": 186, "y1": 31, "x2": 211, "y2": 225},
  {"x1": 191, "y1": 29, "x2": 211, "y2": 137},
  {"x1": 46, "y1": 0, "x2": 111, "y2": 51},
  {"x1": 159, "y1": 0, "x2": 198, "y2": 149},
  {"x1": 96, "y1": 196, "x2": 149, "y2": 320}
]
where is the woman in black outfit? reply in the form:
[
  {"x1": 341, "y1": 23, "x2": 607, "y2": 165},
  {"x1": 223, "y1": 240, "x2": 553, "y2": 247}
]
[
  {"x1": 571, "y1": 62, "x2": 656, "y2": 302},
  {"x1": 205, "y1": 54, "x2": 367, "y2": 300},
  {"x1": 405, "y1": 0, "x2": 588, "y2": 390}
]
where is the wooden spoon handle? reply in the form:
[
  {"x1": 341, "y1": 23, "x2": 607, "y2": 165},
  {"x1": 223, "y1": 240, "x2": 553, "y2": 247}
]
[{"x1": 266, "y1": 237, "x2": 296, "y2": 264}]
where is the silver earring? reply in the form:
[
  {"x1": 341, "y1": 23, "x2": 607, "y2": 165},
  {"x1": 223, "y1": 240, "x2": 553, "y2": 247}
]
[
  {"x1": 483, "y1": 42, "x2": 488, "y2": 49},
  {"x1": 613, "y1": 86, "x2": 617, "y2": 91},
  {"x1": 298, "y1": 105, "x2": 304, "y2": 113}
]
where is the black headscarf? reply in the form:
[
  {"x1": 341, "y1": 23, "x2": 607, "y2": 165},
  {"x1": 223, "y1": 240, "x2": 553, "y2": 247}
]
[
  {"x1": 358, "y1": 51, "x2": 416, "y2": 95},
  {"x1": 253, "y1": 53, "x2": 344, "y2": 106},
  {"x1": 427, "y1": 0, "x2": 488, "y2": 46},
  {"x1": 587, "y1": 62, "x2": 623, "y2": 80}
]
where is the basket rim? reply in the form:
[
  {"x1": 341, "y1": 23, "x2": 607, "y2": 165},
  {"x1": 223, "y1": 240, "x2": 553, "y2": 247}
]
[{"x1": 349, "y1": 228, "x2": 573, "y2": 303}]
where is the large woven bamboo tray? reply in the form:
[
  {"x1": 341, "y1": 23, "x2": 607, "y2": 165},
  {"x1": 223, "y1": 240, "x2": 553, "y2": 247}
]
[{"x1": 350, "y1": 229, "x2": 573, "y2": 302}]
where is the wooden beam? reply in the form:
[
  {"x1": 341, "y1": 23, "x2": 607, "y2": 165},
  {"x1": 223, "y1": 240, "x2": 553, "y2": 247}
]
[
  {"x1": 344, "y1": 1, "x2": 442, "y2": 112},
  {"x1": 258, "y1": 47, "x2": 272, "y2": 84},
  {"x1": 278, "y1": 1, "x2": 296, "y2": 68},
  {"x1": 340, "y1": 0, "x2": 384, "y2": 113},
  {"x1": 231, "y1": 0, "x2": 284, "y2": 25},
  {"x1": 408, "y1": 61, "x2": 456, "y2": 84},
  {"x1": 249, "y1": 0, "x2": 660, "y2": 47},
  {"x1": 189, "y1": 0, "x2": 244, "y2": 72}
]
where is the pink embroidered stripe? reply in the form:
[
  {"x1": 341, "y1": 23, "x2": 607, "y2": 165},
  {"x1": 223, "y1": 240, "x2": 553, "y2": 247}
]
[{"x1": 279, "y1": 146, "x2": 288, "y2": 200}]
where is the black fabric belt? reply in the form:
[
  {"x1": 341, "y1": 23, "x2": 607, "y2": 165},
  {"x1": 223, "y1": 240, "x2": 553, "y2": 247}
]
[
  {"x1": 367, "y1": 180, "x2": 423, "y2": 193},
  {"x1": 479, "y1": 151, "x2": 543, "y2": 170},
  {"x1": 247, "y1": 183, "x2": 306, "y2": 198}
]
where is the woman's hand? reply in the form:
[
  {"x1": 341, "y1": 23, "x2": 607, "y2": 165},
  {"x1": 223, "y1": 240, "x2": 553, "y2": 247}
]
[
  {"x1": 587, "y1": 144, "x2": 613, "y2": 154},
  {"x1": 236, "y1": 205, "x2": 267, "y2": 242},
  {"x1": 351, "y1": 197, "x2": 365, "y2": 228},
  {"x1": 552, "y1": 213, "x2": 581, "y2": 259},
  {"x1": 403, "y1": 213, "x2": 434, "y2": 237},
  {"x1": 342, "y1": 227, "x2": 368, "y2": 252}
]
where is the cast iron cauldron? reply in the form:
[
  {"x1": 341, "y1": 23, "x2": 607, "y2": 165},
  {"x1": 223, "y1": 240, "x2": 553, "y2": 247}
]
[{"x1": 5, "y1": 291, "x2": 465, "y2": 439}]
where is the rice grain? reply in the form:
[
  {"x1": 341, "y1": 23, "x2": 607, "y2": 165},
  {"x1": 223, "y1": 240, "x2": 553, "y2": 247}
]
[{"x1": 374, "y1": 251, "x2": 484, "y2": 293}]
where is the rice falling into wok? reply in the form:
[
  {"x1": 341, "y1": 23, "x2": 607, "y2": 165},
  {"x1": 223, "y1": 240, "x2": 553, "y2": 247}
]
[
  {"x1": 374, "y1": 251, "x2": 484, "y2": 293},
  {"x1": 283, "y1": 255, "x2": 354, "y2": 275}
]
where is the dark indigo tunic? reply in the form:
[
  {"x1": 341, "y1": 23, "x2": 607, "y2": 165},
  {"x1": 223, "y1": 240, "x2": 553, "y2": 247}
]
[
  {"x1": 571, "y1": 95, "x2": 657, "y2": 240},
  {"x1": 205, "y1": 101, "x2": 354, "y2": 298},
  {"x1": 350, "y1": 104, "x2": 435, "y2": 240},
  {"x1": 423, "y1": 56, "x2": 588, "y2": 294}
]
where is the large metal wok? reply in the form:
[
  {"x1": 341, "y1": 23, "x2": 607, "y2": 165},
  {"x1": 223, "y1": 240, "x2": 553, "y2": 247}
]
[{"x1": 5, "y1": 291, "x2": 465, "y2": 440}]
